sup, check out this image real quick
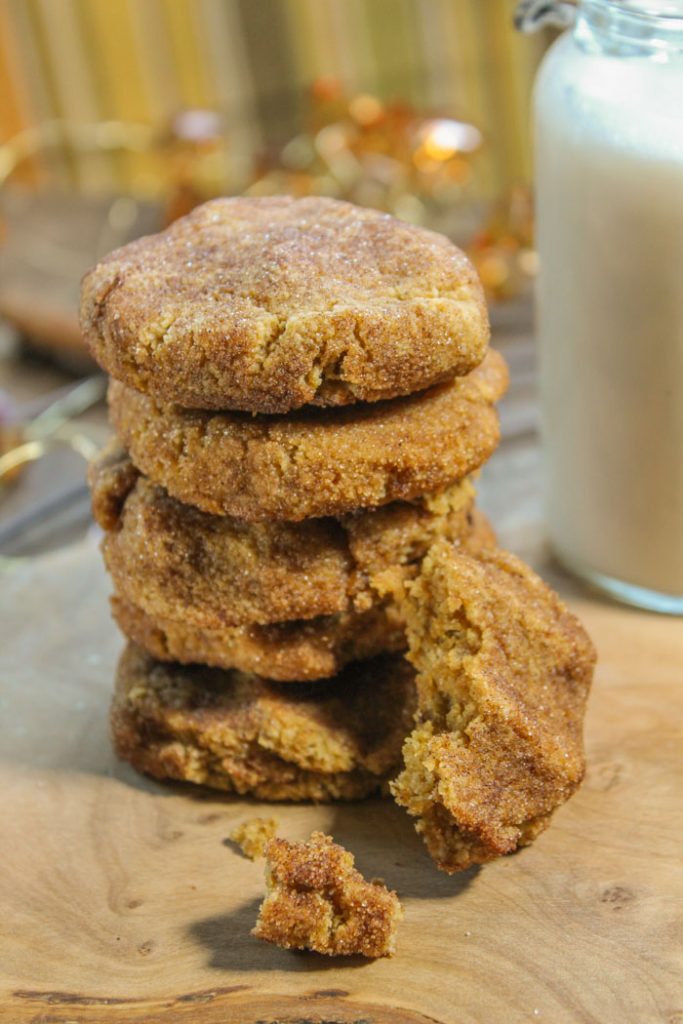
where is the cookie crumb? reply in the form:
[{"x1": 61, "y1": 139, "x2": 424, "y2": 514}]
[
  {"x1": 230, "y1": 817, "x2": 278, "y2": 860},
  {"x1": 252, "y1": 831, "x2": 402, "y2": 958}
]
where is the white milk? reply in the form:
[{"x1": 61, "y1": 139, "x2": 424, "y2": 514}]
[{"x1": 534, "y1": 4, "x2": 683, "y2": 611}]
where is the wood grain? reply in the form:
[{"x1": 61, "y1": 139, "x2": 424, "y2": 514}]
[
  {"x1": 6, "y1": 990, "x2": 439, "y2": 1024},
  {"x1": 1, "y1": 534, "x2": 681, "y2": 1024}
]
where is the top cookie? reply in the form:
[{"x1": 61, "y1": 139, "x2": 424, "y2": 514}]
[{"x1": 80, "y1": 196, "x2": 489, "y2": 413}]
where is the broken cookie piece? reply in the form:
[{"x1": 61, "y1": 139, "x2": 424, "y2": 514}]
[
  {"x1": 390, "y1": 541, "x2": 595, "y2": 873},
  {"x1": 252, "y1": 831, "x2": 402, "y2": 957},
  {"x1": 230, "y1": 818, "x2": 278, "y2": 860}
]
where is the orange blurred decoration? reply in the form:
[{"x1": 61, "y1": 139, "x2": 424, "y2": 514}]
[{"x1": 242, "y1": 79, "x2": 536, "y2": 302}]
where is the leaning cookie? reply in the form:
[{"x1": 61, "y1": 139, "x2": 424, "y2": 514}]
[
  {"x1": 91, "y1": 442, "x2": 478, "y2": 630},
  {"x1": 111, "y1": 644, "x2": 416, "y2": 801},
  {"x1": 388, "y1": 542, "x2": 596, "y2": 873},
  {"x1": 109, "y1": 349, "x2": 508, "y2": 521},
  {"x1": 81, "y1": 196, "x2": 489, "y2": 413}
]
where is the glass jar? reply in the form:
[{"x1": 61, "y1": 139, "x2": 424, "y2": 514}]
[{"x1": 533, "y1": 0, "x2": 683, "y2": 614}]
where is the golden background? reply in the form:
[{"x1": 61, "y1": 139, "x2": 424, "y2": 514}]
[{"x1": 0, "y1": 0, "x2": 550, "y2": 200}]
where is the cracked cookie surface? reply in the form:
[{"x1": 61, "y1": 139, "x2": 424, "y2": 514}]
[
  {"x1": 389, "y1": 542, "x2": 596, "y2": 873},
  {"x1": 90, "y1": 441, "x2": 480, "y2": 629},
  {"x1": 112, "y1": 644, "x2": 416, "y2": 801},
  {"x1": 108, "y1": 348, "x2": 507, "y2": 521},
  {"x1": 253, "y1": 831, "x2": 402, "y2": 957},
  {"x1": 107, "y1": 507, "x2": 496, "y2": 681},
  {"x1": 81, "y1": 196, "x2": 489, "y2": 413}
]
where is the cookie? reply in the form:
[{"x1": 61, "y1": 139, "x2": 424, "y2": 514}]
[
  {"x1": 108, "y1": 348, "x2": 508, "y2": 521},
  {"x1": 111, "y1": 596, "x2": 405, "y2": 682},
  {"x1": 111, "y1": 644, "x2": 416, "y2": 801},
  {"x1": 106, "y1": 502, "x2": 496, "y2": 681},
  {"x1": 389, "y1": 542, "x2": 596, "y2": 873},
  {"x1": 81, "y1": 196, "x2": 489, "y2": 413},
  {"x1": 91, "y1": 442, "x2": 478, "y2": 629},
  {"x1": 253, "y1": 831, "x2": 402, "y2": 958}
]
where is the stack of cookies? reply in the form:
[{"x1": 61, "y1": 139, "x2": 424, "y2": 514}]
[
  {"x1": 83, "y1": 195, "x2": 501, "y2": 790},
  {"x1": 82, "y1": 197, "x2": 593, "y2": 871}
]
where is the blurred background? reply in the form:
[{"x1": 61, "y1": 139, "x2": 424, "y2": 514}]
[{"x1": 0, "y1": 0, "x2": 554, "y2": 558}]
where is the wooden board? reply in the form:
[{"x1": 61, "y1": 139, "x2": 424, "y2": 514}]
[{"x1": 1, "y1": 538, "x2": 681, "y2": 1024}]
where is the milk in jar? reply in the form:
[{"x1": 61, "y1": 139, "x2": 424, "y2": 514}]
[{"x1": 534, "y1": 0, "x2": 683, "y2": 613}]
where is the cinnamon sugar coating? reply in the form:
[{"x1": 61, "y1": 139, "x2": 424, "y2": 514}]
[
  {"x1": 108, "y1": 507, "x2": 495, "y2": 681},
  {"x1": 110, "y1": 595, "x2": 405, "y2": 682},
  {"x1": 81, "y1": 196, "x2": 489, "y2": 413},
  {"x1": 90, "y1": 441, "x2": 478, "y2": 629},
  {"x1": 112, "y1": 645, "x2": 416, "y2": 801},
  {"x1": 253, "y1": 831, "x2": 402, "y2": 957},
  {"x1": 108, "y1": 349, "x2": 508, "y2": 521},
  {"x1": 389, "y1": 542, "x2": 596, "y2": 873}
]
